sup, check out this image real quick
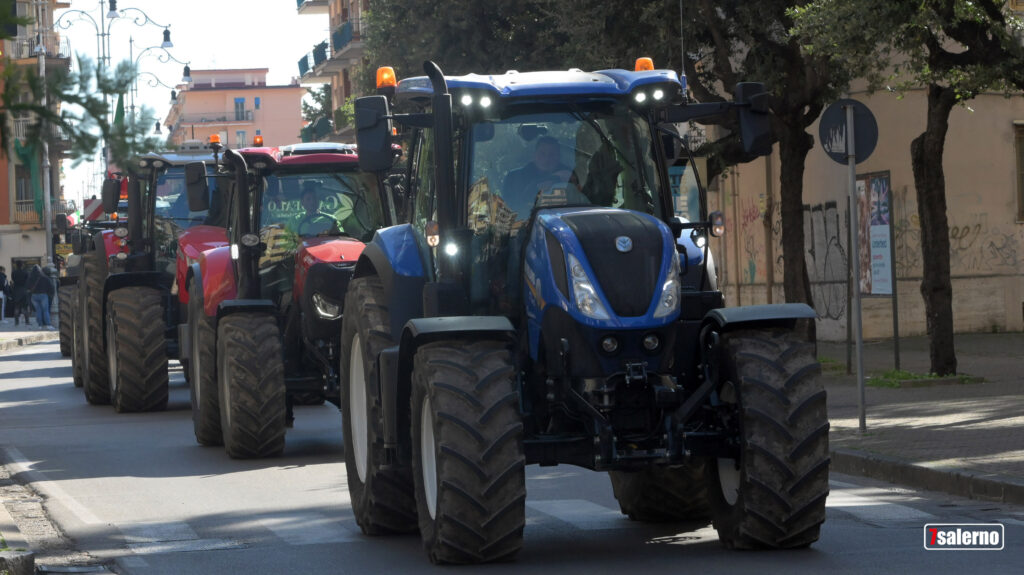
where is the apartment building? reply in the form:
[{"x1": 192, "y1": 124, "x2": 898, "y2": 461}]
[{"x1": 163, "y1": 68, "x2": 305, "y2": 148}]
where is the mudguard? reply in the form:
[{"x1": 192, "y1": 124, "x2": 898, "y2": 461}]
[
  {"x1": 176, "y1": 224, "x2": 229, "y2": 306},
  {"x1": 354, "y1": 224, "x2": 428, "y2": 338},
  {"x1": 703, "y1": 303, "x2": 816, "y2": 331},
  {"x1": 197, "y1": 246, "x2": 237, "y2": 318}
]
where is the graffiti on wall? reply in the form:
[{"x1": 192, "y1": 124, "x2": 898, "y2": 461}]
[{"x1": 804, "y1": 201, "x2": 847, "y2": 320}]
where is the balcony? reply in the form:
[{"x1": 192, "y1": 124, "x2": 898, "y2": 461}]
[
  {"x1": 10, "y1": 32, "x2": 71, "y2": 66},
  {"x1": 13, "y1": 117, "x2": 70, "y2": 148},
  {"x1": 296, "y1": 0, "x2": 329, "y2": 15},
  {"x1": 297, "y1": 40, "x2": 333, "y2": 83},
  {"x1": 14, "y1": 200, "x2": 40, "y2": 225},
  {"x1": 171, "y1": 110, "x2": 256, "y2": 127},
  {"x1": 331, "y1": 19, "x2": 365, "y2": 62}
]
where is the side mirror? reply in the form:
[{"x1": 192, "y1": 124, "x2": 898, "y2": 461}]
[
  {"x1": 354, "y1": 95, "x2": 395, "y2": 172},
  {"x1": 101, "y1": 178, "x2": 120, "y2": 213},
  {"x1": 184, "y1": 162, "x2": 210, "y2": 212},
  {"x1": 735, "y1": 82, "x2": 772, "y2": 157}
]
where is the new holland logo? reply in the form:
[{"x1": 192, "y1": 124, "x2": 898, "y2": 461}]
[{"x1": 615, "y1": 236, "x2": 633, "y2": 253}]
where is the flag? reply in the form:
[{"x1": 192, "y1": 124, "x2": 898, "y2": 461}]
[{"x1": 113, "y1": 93, "x2": 125, "y2": 128}]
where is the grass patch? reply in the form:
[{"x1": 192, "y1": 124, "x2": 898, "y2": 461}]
[
  {"x1": 818, "y1": 356, "x2": 846, "y2": 373},
  {"x1": 867, "y1": 369, "x2": 982, "y2": 388}
]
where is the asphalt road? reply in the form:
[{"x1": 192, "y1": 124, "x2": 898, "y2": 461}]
[{"x1": 2, "y1": 342, "x2": 1022, "y2": 574}]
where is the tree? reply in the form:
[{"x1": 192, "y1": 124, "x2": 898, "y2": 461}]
[
  {"x1": 791, "y1": 0, "x2": 1024, "y2": 375},
  {"x1": 362, "y1": 0, "x2": 565, "y2": 87},
  {"x1": 548, "y1": 0, "x2": 854, "y2": 342},
  {"x1": 302, "y1": 84, "x2": 332, "y2": 124}
]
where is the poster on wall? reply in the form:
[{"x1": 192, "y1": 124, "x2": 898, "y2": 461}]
[{"x1": 857, "y1": 172, "x2": 893, "y2": 295}]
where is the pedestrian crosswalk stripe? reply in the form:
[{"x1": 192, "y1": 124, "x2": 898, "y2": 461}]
[
  {"x1": 120, "y1": 520, "x2": 199, "y2": 544},
  {"x1": 827, "y1": 481, "x2": 935, "y2": 523},
  {"x1": 257, "y1": 512, "x2": 360, "y2": 545},
  {"x1": 127, "y1": 538, "x2": 245, "y2": 555},
  {"x1": 526, "y1": 499, "x2": 639, "y2": 531}
]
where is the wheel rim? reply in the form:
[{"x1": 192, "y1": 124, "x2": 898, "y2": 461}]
[
  {"x1": 421, "y1": 396, "x2": 438, "y2": 520},
  {"x1": 717, "y1": 380, "x2": 740, "y2": 505},
  {"x1": 349, "y1": 334, "x2": 368, "y2": 484},
  {"x1": 106, "y1": 311, "x2": 117, "y2": 400}
]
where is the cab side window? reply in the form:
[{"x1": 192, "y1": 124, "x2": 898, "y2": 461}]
[{"x1": 411, "y1": 129, "x2": 435, "y2": 233}]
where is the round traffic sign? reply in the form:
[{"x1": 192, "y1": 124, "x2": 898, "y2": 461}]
[{"x1": 819, "y1": 99, "x2": 877, "y2": 164}]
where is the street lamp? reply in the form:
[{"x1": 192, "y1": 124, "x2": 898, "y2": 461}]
[{"x1": 129, "y1": 36, "x2": 190, "y2": 117}]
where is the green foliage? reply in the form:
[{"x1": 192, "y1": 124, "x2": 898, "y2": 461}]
[
  {"x1": 301, "y1": 84, "x2": 332, "y2": 123},
  {"x1": 333, "y1": 96, "x2": 355, "y2": 131}
]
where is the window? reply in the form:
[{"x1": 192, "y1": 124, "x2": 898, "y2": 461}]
[
  {"x1": 254, "y1": 97, "x2": 260, "y2": 110},
  {"x1": 411, "y1": 129, "x2": 435, "y2": 234},
  {"x1": 236, "y1": 130, "x2": 247, "y2": 147},
  {"x1": 1017, "y1": 124, "x2": 1024, "y2": 221},
  {"x1": 234, "y1": 97, "x2": 245, "y2": 121}
]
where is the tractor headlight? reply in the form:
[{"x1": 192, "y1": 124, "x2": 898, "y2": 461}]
[
  {"x1": 652, "y1": 251, "x2": 681, "y2": 319},
  {"x1": 567, "y1": 253, "x2": 610, "y2": 320},
  {"x1": 113, "y1": 227, "x2": 128, "y2": 238},
  {"x1": 312, "y1": 292, "x2": 342, "y2": 320}
]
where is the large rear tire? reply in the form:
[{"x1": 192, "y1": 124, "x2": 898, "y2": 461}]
[
  {"x1": 106, "y1": 287, "x2": 168, "y2": 413},
  {"x1": 82, "y1": 249, "x2": 109, "y2": 405},
  {"x1": 339, "y1": 276, "x2": 417, "y2": 534},
  {"x1": 706, "y1": 328, "x2": 829, "y2": 549},
  {"x1": 71, "y1": 284, "x2": 84, "y2": 388},
  {"x1": 411, "y1": 340, "x2": 526, "y2": 564},
  {"x1": 217, "y1": 313, "x2": 286, "y2": 459},
  {"x1": 188, "y1": 280, "x2": 221, "y2": 446},
  {"x1": 609, "y1": 461, "x2": 711, "y2": 522},
  {"x1": 58, "y1": 285, "x2": 74, "y2": 357}
]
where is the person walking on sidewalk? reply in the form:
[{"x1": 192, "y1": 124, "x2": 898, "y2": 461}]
[
  {"x1": 27, "y1": 264, "x2": 55, "y2": 330},
  {"x1": 11, "y1": 262, "x2": 30, "y2": 326},
  {"x1": 0, "y1": 266, "x2": 7, "y2": 322}
]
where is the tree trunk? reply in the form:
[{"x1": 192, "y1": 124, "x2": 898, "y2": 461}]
[
  {"x1": 777, "y1": 125, "x2": 816, "y2": 343},
  {"x1": 909, "y1": 84, "x2": 958, "y2": 376}
]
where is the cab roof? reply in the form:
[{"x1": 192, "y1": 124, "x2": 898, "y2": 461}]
[
  {"x1": 237, "y1": 146, "x2": 360, "y2": 168},
  {"x1": 395, "y1": 68, "x2": 684, "y2": 100}
]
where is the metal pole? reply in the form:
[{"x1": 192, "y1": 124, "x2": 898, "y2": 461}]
[
  {"x1": 890, "y1": 185, "x2": 900, "y2": 370},
  {"x1": 846, "y1": 103, "x2": 866, "y2": 432},
  {"x1": 37, "y1": 1, "x2": 53, "y2": 269}
]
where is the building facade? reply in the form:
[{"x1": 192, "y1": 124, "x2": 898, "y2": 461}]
[
  {"x1": 163, "y1": 68, "x2": 305, "y2": 148},
  {"x1": 711, "y1": 86, "x2": 1024, "y2": 341},
  {"x1": 1, "y1": 0, "x2": 73, "y2": 277},
  {"x1": 295, "y1": 0, "x2": 368, "y2": 142}
]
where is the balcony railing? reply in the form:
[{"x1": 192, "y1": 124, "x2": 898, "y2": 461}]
[
  {"x1": 13, "y1": 117, "x2": 69, "y2": 143},
  {"x1": 55, "y1": 199, "x2": 77, "y2": 215},
  {"x1": 10, "y1": 32, "x2": 71, "y2": 60},
  {"x1": 312, "y1": 41, "x2": 328, "y2": 66},
  {"x1": 296, "y1": 0, "x2": 329, "y2": 14},
  {"x1": 172, "y1": 111, "x2": 255, "y2": 125},
  {"x1": 298, "y1": 40, "x2": 330, "y2": 78},
  {"x1": 14, "y1": 200, "x2": 40, "y2": 225}
]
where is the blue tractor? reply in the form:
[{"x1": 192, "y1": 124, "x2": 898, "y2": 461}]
[{"x1": 340, "y1": 60, "x2": 829, "y2": 563}]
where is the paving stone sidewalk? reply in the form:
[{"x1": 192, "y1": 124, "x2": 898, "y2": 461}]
[{"x1": 819, "y1": 332, "x2": 1024, "y2": 503}]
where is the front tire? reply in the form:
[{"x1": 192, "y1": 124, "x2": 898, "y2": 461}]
[
  {"x1": 339, "y1": 276, "x2": 417, "y2": 534},
  {"x1": 706, "y1": 328, "x2": 829, "y2": 549},
  {"x1": 82, "y1": 249, "x2": 109, "y2": 405},
  {"x1": 188, "y1": 280, "x2": 221, "y2": 446},
  {"x1": 609, "y1": 461, "x2": 711, "y2": 522},
  {"x1": 107, "y1": 287, "x2": 168, "y2": 413},
  {"x1": 217, "y1": 313, "x2": 286, "y2": 458},
  {"x1": 58, "y1": 285, "x2": 74, "y2": 357},
  {"x1": 411, "y1": 340, "x2": 525, "y2": 564}
]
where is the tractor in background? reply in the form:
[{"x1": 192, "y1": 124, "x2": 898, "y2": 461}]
[
  {"x1": 338, "y1": 60, "x2": 829, "y2": 563},
  {"x1": 73, "y1": 141, "x2": 227, "y2": 410},
  {"x1": 180, "y1": 143, "x2": 393, "y2": 457}
]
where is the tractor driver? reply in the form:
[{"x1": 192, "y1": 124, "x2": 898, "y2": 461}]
[
  {"x1": 289, "y1": 181, "x2": 342, "y2": 237},
  {"x1": 502, "y1": 136, "x2": 589, "y2": 221}
]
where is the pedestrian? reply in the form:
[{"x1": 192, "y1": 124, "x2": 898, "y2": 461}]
[
  {"x1": 11, "y1": 261, "x2": 30, "y2": 326},
  {"x1": 0, "y1": 266, "x2": 8, "y2": 322},
  {"x1": 27, "y1": 264, "x2": 55, "y2": 330}
]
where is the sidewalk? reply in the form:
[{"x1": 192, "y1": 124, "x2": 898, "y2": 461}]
[
  {"x1": 820, "y1": 332, "x2": 1024, "y2": 504},
  {"x1": 0, "y1": 318, "x2": 60, "y2": 354}
]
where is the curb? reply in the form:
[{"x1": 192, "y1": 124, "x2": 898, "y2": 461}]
[
  {"x1": 0, "y1": 332, "x2": 60, "y2": 354},
  {"x1": 831, "y1": 448, "x2": 1024, "y2": 505},
  {"x1": 0, "y1": 500, "x2": 34, "y2": 575}
]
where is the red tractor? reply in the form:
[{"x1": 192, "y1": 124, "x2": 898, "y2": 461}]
[
  {"x1": 73, "y1": 143, "x2": 228, "y2": 410},
  {"x1": 181, "y1": 143, "x2": 392, "y2": 458}
]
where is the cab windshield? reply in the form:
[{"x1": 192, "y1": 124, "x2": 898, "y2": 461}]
[
  {"x1": 258, "y1": 169, "x2": 385, "y2": 242},
  {"x1": 466, "y1": 100, "x2": 663, "y2": 232}
]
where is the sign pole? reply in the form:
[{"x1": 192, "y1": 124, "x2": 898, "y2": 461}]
[
  {"x1": 845, "y1": 104, "x2": 867, "y2": 432},
  {"x1": 889, "y1": 188, "x2": 900, "y2": 370}
]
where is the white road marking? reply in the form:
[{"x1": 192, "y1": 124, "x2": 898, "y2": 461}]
[
  {"x1": 827, "y1": 481, "x2": 935, "y2": 523},
  {"x1": 257, "y1": 512, "x2": 359, "y2": 545},
  {"x1": 118, "y1": 556, "x2": 150, "y2": 569},
  {"x1": 126, "y1": 538, "x2": 245, "y2": 555},
  {"x1": 1, "y1": 446, "x2": 102, "y2": 525},
  {"x1": 119, "y1": 520, "x2": 199, "y2": 544},
  {"x1": 526, "y1": 499, "x2": 639, "y2": 531}
]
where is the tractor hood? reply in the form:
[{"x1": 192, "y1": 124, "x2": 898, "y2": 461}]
[{"x1": 293, "y1": 236, "x2": 364, "y2": 302}]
